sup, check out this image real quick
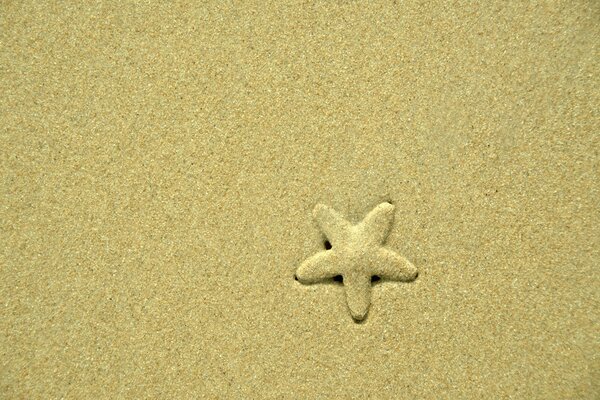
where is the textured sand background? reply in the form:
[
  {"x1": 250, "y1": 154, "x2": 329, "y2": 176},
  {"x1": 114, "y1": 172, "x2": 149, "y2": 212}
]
[{"x1": 1, "y1": 1, "x2": 599, "y2": 398}]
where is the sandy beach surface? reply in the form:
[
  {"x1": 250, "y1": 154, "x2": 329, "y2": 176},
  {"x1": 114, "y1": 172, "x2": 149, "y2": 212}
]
[{"x1": 1, "y1": 2, "x2": 598, "y2": 398}]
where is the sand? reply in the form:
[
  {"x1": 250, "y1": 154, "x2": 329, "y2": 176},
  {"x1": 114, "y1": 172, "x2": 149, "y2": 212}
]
[{"x1": 1, "y1": 1, "x2": 598, "y2": 398}]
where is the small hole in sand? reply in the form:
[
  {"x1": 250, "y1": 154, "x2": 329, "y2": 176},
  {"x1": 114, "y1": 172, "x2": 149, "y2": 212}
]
[
  {"x1": 294, "y1": 274, "x2": 298, "y2": 281},
  {"x1": 333, "y1": 275, "x2": 343, "y2": 283},
  {"x1": 371, "y1": 275, "x2": 381, "y2": 283},
  {"x1": 323, "y1": 240, "x2": 332, "y2": 250}
]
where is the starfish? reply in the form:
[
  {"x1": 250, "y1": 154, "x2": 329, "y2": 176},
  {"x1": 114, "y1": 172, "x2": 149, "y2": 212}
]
[{"x1": 295, "y1": 202, "x2": 418, "y2": 321}]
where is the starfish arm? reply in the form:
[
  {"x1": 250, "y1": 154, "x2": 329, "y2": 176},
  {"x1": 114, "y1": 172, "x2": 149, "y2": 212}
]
[
  {"x1": 295, "y1": 251, "x2": 340, "y2": 283},
  {"x1": 343, "y1": 272, "x2": 372, "y2": 321},
  {"x1": 313, "y1": 204, "x2": 351, "y2": 245},
  {"x1": 373, "y1": 248, "x2": 418, "y2": 281},
  {"x1": 359, "y1": 202, "x2": 395, "y2": 245}
]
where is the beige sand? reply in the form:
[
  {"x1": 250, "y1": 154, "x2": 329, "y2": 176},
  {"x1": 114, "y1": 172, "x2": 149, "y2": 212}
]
[{"x1": 1, "y1": 1, "x2": 598, "y2": 398}]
